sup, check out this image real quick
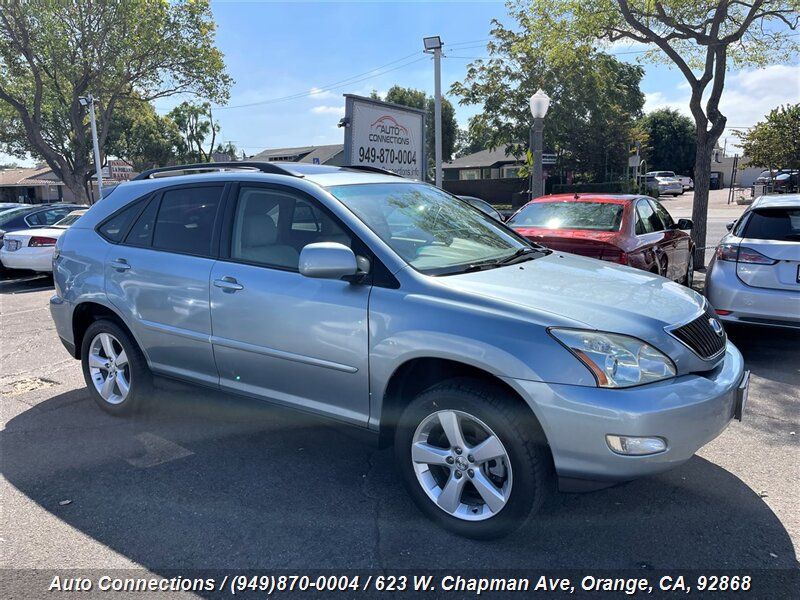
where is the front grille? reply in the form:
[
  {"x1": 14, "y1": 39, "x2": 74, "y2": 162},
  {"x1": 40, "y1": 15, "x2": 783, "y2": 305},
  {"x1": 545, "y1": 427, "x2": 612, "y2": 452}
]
[{"x1": 669, "y1": 306, "x2": 727, "y2": 359}]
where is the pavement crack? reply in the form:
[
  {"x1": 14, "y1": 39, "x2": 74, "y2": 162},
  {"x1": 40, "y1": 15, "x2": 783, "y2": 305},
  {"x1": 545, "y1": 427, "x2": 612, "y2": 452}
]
[{"x1": 360, "y1": 447, "x2": 386, "y2": 571}]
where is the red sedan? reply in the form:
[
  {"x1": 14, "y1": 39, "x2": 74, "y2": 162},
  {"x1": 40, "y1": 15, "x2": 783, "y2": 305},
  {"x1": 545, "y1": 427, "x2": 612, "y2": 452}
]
[{"x1": 507, "y1": 194, "x2": 695, "y2": 286}]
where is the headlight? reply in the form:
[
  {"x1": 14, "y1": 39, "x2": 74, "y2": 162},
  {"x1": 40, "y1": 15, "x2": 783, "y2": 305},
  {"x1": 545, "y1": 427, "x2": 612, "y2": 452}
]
[{"x1": 549, "y1": 329, "x2": 676, "y2": 388}]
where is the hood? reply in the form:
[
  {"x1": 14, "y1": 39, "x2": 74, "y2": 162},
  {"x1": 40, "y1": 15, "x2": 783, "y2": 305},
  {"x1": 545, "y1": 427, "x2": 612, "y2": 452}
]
[{"x1": 437, "y1": 252, "x2": 705, "y2": 342}]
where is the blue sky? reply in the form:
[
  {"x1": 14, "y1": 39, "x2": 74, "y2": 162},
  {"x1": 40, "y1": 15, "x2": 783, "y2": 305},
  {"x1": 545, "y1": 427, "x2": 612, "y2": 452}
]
[{"x1": 4, "y1": 0, "x2": 798, "y2": 166}]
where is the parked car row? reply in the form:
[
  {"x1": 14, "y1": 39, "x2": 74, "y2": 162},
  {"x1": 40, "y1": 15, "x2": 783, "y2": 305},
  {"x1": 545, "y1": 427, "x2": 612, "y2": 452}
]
[
  {"x1": 0, "y1": 203, "x2": 86, "y2": 273},
  {"x1": 755, "y1": 169, "x2": 799, "y2": 194},
  {"x1": 48, "y1": 161, "x2": 750, "y2": 540}
]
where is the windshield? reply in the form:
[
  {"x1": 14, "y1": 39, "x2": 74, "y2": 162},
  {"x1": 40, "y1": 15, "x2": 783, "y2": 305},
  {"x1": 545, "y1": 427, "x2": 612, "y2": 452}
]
[
  {"x1": 0, "y1": 207, "x2": 30, "y2": 226},
  {"x1": 328, "y1": 182, "x2": 532, "y2": 275},
  {"x1": 507, "y1": 201, "x2": 624, "y2": 232}
]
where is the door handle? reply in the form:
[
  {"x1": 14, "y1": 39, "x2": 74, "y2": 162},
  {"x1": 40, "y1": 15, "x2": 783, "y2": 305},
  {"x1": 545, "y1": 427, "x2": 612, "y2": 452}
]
[
  {"x1": 110, "y1": 258, "x2": 131, "y2": 271},
  {"x1": 213, "y1": 276, "x2": 243, "y2": 292}
]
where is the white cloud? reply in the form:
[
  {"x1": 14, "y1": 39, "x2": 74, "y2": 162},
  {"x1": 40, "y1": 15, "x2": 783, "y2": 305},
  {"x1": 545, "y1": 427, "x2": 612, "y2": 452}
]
[
  {"x1": 643, "y1": 63, "x2": 800, "y2": 148},
  {"x1": 309, "y1": 87, "x2": 337, "y2": 100},
  {"x1": 311, "y1": 105, "x2": 344, "y2": 116}
]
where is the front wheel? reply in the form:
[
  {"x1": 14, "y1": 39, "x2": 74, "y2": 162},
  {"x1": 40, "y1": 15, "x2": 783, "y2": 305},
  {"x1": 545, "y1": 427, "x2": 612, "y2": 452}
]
[
  {"x1": 81, "y1": 319, "x2": 152, "y2": 416},
  {"x1": 394, "y1": 379, "x2": 549, "y2": 539},
  {"x1": 682, "y1": 253, "x2": 695, "y2": 288}
]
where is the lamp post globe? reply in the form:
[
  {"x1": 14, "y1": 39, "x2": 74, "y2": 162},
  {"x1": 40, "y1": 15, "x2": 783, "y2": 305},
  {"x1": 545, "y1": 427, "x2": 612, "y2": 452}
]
[{"x1": 528, "y1": 89, "x2": 550, "y2": 201}]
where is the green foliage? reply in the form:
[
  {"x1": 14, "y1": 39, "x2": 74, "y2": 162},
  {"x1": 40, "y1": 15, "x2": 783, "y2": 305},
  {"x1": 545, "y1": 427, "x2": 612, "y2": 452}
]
[
  {"x1": 638, "y1": 109, "x2": 696, "y2": 175},
  {"x1": 105, "y1": 97, "x2": 185, "y2": 171},
  {"x1": 168, "y1": 101, "x2": 220, "y2": 163},
  {"x1": 0, "y1": 0, "x2": 232, "y2": 199},
  {"x1": 450, "y1": 5, "x2": 645, "y2": 182},
  {"x1": 736, "y1": 104, "x2": 800, "y2": 170},
  {"x1": 370, "y1": 85, "x2": 458, "y2": 169}
]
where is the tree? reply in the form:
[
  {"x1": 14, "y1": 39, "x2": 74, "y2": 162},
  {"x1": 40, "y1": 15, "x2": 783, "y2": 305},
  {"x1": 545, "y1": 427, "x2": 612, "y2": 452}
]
[
  {"x1": 736, "y1": 104, "x2": 800, "y2": 172},
  {"x1": 639, "y1": 108, "x2": 696, "y2": 176},
  {"x1": 370, "y1": 86, "x2": 458, "y2": 171},
  {"x1": 0, "y1": 0, "x2": 232, "y2": 202},
  {"x1": 450, "y1": 7, "x2": 645, "y2": 183},
  {"x1": 514, "y1": 0, "x2": 799, "y2": 265},
  {"x1": 105, "y1": 97, "x2": 185, "y2": 172},
  {"x1": 168, "y1": 101, "x2": 219, "y2": 163},
  {"x1": 455, "y1": 115, "x2": 495, "y2": 157}
]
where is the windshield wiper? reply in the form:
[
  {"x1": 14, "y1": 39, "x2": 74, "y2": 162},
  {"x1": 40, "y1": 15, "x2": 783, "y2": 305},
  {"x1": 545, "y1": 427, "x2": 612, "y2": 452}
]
[{"x1": 496, "y1": 246, "x2": 547, "y2": 265}]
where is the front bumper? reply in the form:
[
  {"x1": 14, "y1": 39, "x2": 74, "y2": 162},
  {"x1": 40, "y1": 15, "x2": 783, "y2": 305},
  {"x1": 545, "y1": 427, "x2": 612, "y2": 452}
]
[
  {"x1": 506, "y1": 341, "x2": 745, "y2": 484},
  {"x1": 0, "y1": 247, "x2": 54, "y2": 272},
  {"x1": 706, "y1": 260, "x2": 800, "y2": 328}
]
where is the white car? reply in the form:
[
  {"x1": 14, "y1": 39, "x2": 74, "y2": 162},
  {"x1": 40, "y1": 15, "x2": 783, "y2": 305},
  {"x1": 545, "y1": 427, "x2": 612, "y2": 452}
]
[
  {"x1": 0, "y1": 209, "x2": 86, "y2": 272},
  {"x1": 644, "y1": 174, "x2": 683, "y2": 197},
  {"x1": 706, "y1": 194, "x2": 800, "y2": 329}
]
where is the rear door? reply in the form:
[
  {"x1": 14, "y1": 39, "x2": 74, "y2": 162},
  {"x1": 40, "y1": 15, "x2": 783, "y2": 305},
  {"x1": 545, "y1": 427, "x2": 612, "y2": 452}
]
[
  {"x1": 104, "y1": 184, "x2": 225, "y2": 386},
  {"x1": 735, "y1": 206, "x2": 800, "y2": 291},
  {"x1": 634, "y1": 199, "x2": 669, "y2": 275},
  {"x1": 208, "y1": 183, "x2": 371, "y2": 426},
  {"x1": 649, "y1": 199, "x2": 688, "y2": 279}
]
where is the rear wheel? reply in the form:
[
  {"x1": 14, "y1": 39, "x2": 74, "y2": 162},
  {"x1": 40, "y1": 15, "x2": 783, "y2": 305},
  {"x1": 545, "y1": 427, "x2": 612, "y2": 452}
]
[
  {"x1": 81, "y1": 319, "x2": 151, "y2": 416},
  {"x1": 394, "y1": 379, "x2": 548, "y2": 539}
]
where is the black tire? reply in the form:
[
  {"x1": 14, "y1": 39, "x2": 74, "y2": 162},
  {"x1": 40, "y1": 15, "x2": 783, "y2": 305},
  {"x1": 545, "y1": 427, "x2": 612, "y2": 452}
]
[
  {"x1": 682, "y1": 253, "x2": 695, "y2": 287},
  {"x1": 394, "y1": 378, "x2": 549, "y2": 539},
  {"x1": 81, "y1": 319, "x2": 152, "y2": 416}
]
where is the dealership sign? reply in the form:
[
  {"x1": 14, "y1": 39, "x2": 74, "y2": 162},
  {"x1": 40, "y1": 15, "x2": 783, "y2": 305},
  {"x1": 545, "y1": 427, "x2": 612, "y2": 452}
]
[{"x1": 343, "y1": 94, "x2": 426, "y2": 180}]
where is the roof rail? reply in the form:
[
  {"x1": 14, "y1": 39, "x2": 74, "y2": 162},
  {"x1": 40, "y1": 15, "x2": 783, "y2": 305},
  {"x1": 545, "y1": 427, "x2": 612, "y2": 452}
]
[
  {"x1": 342, "y1": 165, "x2": 404, "y2": 177},
  {"x1": 132, "y1": 161, "x2": 303, "y2": 181}
]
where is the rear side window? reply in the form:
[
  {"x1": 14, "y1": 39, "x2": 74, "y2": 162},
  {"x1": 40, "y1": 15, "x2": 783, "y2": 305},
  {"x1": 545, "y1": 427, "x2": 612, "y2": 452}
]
[
  {"x1": 649, "y1": 200, "x2": 675, "y2": 229},
  {"x1": 27, "y1": 208, "x2": 71, "y2": 226},
  {"x1": 152, "y1": 186, "x2": 222, "y2": 256},
  {"x1": 741, "y1": 208, "x2": 800, "y2": 241},
  {"x1": 98, "y1": 201, "x2": 145, "y2": 242},
  {"x1": 124, "y1": 198, "x2": 159, "y2": 247},
  {"x1": 635, "y1": 200, "x2": 663, "y2": 234}
]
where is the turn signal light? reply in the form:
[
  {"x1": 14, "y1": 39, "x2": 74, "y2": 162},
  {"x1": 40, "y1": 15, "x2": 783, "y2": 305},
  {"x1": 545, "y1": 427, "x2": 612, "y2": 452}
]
[{"x1": 28, "y1": 236, "x2": 57, "y2": 247}]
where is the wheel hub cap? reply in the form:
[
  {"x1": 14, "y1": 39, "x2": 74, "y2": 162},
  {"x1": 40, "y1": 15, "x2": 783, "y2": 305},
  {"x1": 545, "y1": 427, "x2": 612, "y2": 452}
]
[
  {"x1": 411, "y1": 409, "x2": 513, "y2": 522},
  {"x1": 88, "y1": 332, "x2": 130, "y2": 405}
]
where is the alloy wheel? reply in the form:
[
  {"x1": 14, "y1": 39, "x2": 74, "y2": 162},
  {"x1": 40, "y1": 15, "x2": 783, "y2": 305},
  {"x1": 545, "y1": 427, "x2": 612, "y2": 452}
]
[
  {"x1": 411, "y1": 410, "x2": 513, "y2": 521},
  {"x1": 88, "y1": 332, "x2": 130, "y2": 405},
  {"x1": 686, "y1": 255, "x2": 694, "y2": 288}
]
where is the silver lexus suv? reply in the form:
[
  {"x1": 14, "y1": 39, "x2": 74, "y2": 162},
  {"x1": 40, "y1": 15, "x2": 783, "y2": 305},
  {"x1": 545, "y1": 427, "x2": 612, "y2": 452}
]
[{"x1": 50, "y1": 163, "x2": 748, "y2": 538}]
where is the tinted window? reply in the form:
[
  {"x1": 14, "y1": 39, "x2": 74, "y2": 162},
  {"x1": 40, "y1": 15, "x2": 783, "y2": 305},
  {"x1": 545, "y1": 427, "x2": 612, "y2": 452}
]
[
  {"x1": 27, "y1": 208, "x2": 71, "y2": 226},
  {"x1": 99, "y1": 201, "x2": 145, "y2": 242},
  {"x1": 124, "y1": 198, "x2": 159, "y2": 247},
  {"x1": 508, "y1": 201, "x2": 624, "y2": 231},
  {"x1": 635, "y1": 200, "x2": 662, "y2": 234},
  {"x1": 742, "y1": 208, "x2": 800, "y2": 241},
  {"x1": 0, "y1": 207, "x2": 31, "y2": 226},
  {"x1": 152, "y1": 187, "x2": 222, "y2": 256},
  {"x1": 649, "y1": 200, "x2": 675, "y2": 229}
]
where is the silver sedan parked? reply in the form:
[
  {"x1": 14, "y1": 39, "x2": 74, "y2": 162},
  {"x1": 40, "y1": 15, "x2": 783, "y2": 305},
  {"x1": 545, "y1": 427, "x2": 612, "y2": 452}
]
[
  {"x1": 706, "y1": 194, "x2": 800, "y2": 329},
  {"x1": 49, "y1": 162, "x2": 747, "y2": 538}
]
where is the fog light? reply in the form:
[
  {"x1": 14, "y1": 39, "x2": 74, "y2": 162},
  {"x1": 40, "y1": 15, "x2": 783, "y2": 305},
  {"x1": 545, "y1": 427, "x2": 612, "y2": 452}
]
[{"x1": 606, "y1": 435, "x2": 667, "y2": 456}]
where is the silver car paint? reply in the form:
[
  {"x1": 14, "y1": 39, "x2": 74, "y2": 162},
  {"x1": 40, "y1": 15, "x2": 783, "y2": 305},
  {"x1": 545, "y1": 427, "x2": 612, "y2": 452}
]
[
  {"x1": 51, "y1": 167, "x2": 746, "y2": 484},
  {"x1": 706, "y1": 194, "x2": 800, "y2": 328}
]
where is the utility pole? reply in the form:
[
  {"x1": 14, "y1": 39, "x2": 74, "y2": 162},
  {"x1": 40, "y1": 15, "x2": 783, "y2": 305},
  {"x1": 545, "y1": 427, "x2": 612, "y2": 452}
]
[
  {"x1": 424, "y1": 36, "x2": 444, "y2": 187},
  {"x1": 79, "y1": 94, "x2": 103, "y2": 202}
]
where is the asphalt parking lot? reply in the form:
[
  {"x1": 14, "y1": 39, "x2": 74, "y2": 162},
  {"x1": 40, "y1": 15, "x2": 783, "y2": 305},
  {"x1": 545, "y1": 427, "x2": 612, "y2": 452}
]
[{"x1": 1, "y1": 191, "x2": 797, "y2": 581}]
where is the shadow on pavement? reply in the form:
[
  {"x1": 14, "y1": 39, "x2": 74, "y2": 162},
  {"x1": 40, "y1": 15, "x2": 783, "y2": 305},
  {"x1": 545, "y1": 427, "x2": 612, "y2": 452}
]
[
  {"x1": 0, "y1": 271, "x2": 53, "y2": 294},
  {"x1": 2, "y1": 379, "x2": 797, "y2": 572}
]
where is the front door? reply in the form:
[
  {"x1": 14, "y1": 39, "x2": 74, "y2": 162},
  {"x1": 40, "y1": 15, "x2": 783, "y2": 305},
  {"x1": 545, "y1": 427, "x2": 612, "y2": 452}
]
[{"x1": 209, "y1": 184, "x2": 371, "y2": 426}]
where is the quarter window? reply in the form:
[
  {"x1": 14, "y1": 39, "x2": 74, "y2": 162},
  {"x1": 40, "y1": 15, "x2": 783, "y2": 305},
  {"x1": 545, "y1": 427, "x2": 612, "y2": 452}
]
[
  {"x1": 152, "y1": 186, "x2": 222, "y2": 256},
  {"x1": 124, "y1": 198, "x2": 159, "y2": 247},
  {"x1": 98, "y1": 201, "x2": 145, "y2": 242}
]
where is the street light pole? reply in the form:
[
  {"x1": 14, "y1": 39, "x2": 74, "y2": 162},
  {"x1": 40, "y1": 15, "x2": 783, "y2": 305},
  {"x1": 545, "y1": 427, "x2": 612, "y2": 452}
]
[
  {"x1": 423, "y1": 36, "x2": 444, "y2": 187},
  {"x1": 528, "y1": 89, "x2": 550, "y2": 200},
  {"x1": 79, "y1": 94, "x2": 103, "y2": 202}
]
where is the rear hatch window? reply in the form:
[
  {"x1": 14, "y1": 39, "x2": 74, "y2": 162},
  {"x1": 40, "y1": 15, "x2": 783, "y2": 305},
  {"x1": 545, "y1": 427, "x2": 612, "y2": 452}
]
[{"x1": 741, "y1": 208, "x2": 800, "y2": 241}]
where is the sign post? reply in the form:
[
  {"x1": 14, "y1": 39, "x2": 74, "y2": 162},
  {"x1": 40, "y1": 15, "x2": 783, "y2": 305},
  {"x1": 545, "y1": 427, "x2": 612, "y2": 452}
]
[{"x1": 342, "y1": 94, "x2": 426, "y2": 180}]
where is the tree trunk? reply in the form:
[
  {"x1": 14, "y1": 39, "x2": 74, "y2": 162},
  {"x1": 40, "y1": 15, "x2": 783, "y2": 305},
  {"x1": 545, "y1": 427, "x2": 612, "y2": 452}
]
[
  {"x1": 61, "y1": 171, "x2": 90, "y2": 205},
  {"x1": 690, "y1": 140, "x2": 714, "y2": 270}
]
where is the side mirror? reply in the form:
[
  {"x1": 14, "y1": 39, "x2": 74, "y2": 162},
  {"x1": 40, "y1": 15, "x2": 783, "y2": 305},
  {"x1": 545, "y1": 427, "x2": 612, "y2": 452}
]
[
  {"x1": 725, "y1": 221, "x2": 735, "y2": 231},
  {"x1": 677, "y1": 218, "x2": 693, "y2": 230},
  {"x1": 299, "y1": 242, "x2": 358, "y2": 280}
]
